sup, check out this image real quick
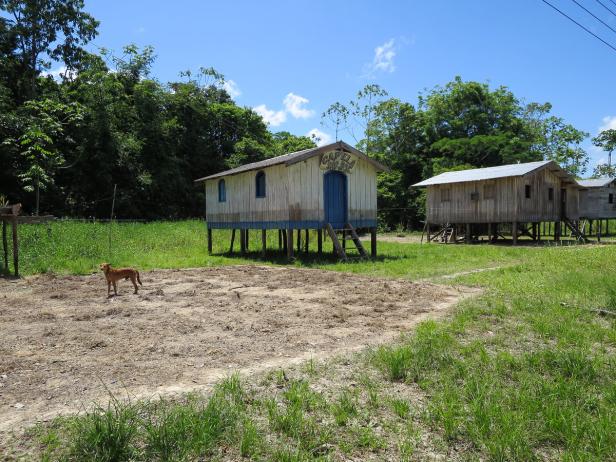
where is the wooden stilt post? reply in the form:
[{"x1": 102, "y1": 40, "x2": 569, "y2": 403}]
[
  {"x1": 240, "y1": 229, "x2": 246, "y2": 254},
  {"x1": 532, "y1": 223, "x2": 537, "y2": 241},
  {"x1": 466, "y1": 223, "x2": 472, "y2": 243},
  {"x1": 11, "y1": 216, "x2": 18, "y2": 277},
  {"x1": 426, "y1": 222, "x2": 431, "y2": 242},
  {"x1": 598, "y1": 224, "x2": 602, "y2": 243},
  {"x1": 261, "y1": 229, "x2": 267, "y2": 258},
  {"x1": 2, "y1": 220, "x2": 7, "y2": 272},
  {"x1": 278, "y1": 229, "x2": 282, "y2": 249},
  {"x1": 370, "y1": 226, "x2": 377, "y2": 259},
  {"x1": 554, "y1": 221, "x2": 561, "y2": 242},
  {"x1": 488, "y1": 223, "x2": 493, "y2": 243},
  {"x1": 282, "y1": 229, "x2": 287, "y2": 253},
  {"x1": 317, "y1": 228, "x2": 323, "y2": 255},
  {"x1": 287, "y1": 227, "x2": 294, "y2": 259},
  {"x1": 589, "y1": 220, "x2": 594, "y2": 236},
  {"x1": 512, "y1": 221, "x2": 518, "y2": 246},
  {"x1": 296, "y1": 229, "x2": 301, "y2": 253},
  {"x1": 342, "y1": 229, "x2": 346, "y2": 250},
  {"x1": 229, "y1": 229, "x2": 236, "y2": 253},
  {"x1": 207, "y1": 227, "x2": 212, "y2": 254},
  {"x1": 245, "y1": 229, "x2": 249, "y2": 251},
  {"x1": 304, "y1": 229, "x2": 309, "y2": 253}
]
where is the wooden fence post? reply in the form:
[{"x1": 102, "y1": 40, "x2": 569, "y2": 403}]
[
  {"x1": 2, "y1": 220, "x2": 7, "y2": 272},
  {"x1": 12, "y1": 216, "x2": 18, "y2": 277},
  {"x1": 317, "y1": 229, "x2": 322, "y2": 255},
  {"x1": 207, "y1": 227, "x2": 212, "y2": 254}
]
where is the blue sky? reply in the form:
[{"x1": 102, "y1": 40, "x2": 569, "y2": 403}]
[{"x1": 80, "y1": 0, "x2": 615, "y2": 171}]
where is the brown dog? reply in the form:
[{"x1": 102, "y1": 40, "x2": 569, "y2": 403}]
[{"x1": 99, "y1": 263, "x2": 142, "y2": 296}]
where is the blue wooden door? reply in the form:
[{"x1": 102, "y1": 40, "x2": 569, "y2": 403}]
[{"x1": 324, "y1": 171, "x2": 347, "y2": 227}]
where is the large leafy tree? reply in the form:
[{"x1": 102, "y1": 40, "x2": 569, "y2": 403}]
[
  {"x1": 0, "y1": 0, "x2": 98, "y2": 99},
  {"x1": 591, "y1": 129, "x2": 616, "y2": 178},
  {"x1": 3, "y1": 98, "x2": 84, "y2": 214}
]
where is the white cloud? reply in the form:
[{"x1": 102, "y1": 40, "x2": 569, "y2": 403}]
[
  {"x1": 283, "y1": 93, "x2": 314, "y2": 119},
  {"x1": 599, "y1": 115, "x2": 616, "y2": 132},
  {"x1": 307, "y1": 128, "x2": 332, "y2": 146},
  {"x1": 41, "y1": 65, "x2": 76, "y2": 81},
  {"x1": 254, "y1": 104, "x2": 287, "y2": 126},
  {"x1": 222, "y1": 79, "x2": 241, "y2": 98},
  {"x1": 373, "y1": 39, "x2": 396, "y2": 73},
  {"x1": 254, "y1": 92, "x2": 314, "y2": 127}
]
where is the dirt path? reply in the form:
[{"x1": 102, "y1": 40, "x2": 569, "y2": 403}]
[{"x1": 0, "y1": 265, "x2": 476, "y2": 435}]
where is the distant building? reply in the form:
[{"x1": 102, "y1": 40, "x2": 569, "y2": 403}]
[
  {"x1": 413, "y1": 160, "x2": 585, "y2": 244},
  {"x1": 195, "y1": 141, "x2": 388, "y2": 259},
  {"x1": 578, "y1": 178, "x2": 616, "y2": 220}
]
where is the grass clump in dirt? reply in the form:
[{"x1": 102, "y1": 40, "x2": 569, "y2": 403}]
[{"x1": 38, "y1": 375, "x2": 246, "y2": 461}]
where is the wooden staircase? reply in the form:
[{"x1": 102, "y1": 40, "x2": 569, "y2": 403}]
[
  {"x1": 563, "y1": 218, "x2": 588, "y2": 243},
  {"x1": 325, "y1": 223, "x2": 368, "y2": 261}
]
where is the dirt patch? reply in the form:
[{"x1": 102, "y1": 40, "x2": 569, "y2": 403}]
[
  {"x1": 0, "y1": 265, "x2": 475, "y2": 435},
  {"x1": 362, "y1": 234, "x2": 424, "y2": 244}
]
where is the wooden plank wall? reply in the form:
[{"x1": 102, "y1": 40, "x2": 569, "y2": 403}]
[
  {"x1": 580, "y1": 184, "x2": 616, "y2": 219},
  {"x1": 426, "y1": 178, "x2": 518, "y2": 223},
  {"x1": 287, "y1": 155, "x2": 377, "y2": 225},
  {"x1": 205, "y1": 154, "x2": 378, "y2": 227},
  {"x1": 425, "y1": 167, "x2": 581, "y2": 223},
  {"x1": 205, "y1": 164, "x2": 290, "y2": 225}
]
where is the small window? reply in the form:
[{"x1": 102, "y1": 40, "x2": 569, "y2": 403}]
[
  {"x1": 440, "y1": 188, "x2": 450, "y2": 202},
  {"x1": 255, "y1": 171, "x2": 266, "y2": 198},
  {"x1": 470, "y1": 191, "x2": 479, "y2": 201},
  {"x1": 218, "y1": 179, "x2": 226, "y2": 202},
  {"x1": 609, "y1": 193, "x2": 614, "y2": 204},
  {"x1": 525, "y1": 184, "x2": 531, "y2": 199},
  {"x1": 483, "y1": 184, "x2": 495, "y2": 199},
  {"x1": 548, "y1": 187, "x2": 554, "y2": 201}
]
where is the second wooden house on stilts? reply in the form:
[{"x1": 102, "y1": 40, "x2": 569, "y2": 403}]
[
  {"x1": 413, "y1": 160, "x2": 586, "y2": 244},
  {"x1": 577, "y1": 178, "x2": 616, "y2": 239},
  {"x1": 194, "y1": 141, "x2": 388, "y2": 260}
]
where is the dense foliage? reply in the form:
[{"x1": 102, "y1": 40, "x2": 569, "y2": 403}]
[{"x1": 0, "y1": 1, "x2": 596, "y2": 227}]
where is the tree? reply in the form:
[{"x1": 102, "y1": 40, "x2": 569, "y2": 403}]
[
  {"x1": 592, "y1": 129, "x2": 616, "y2": 177},
  {"x1": 349, "y1": 84, "x2": 388, "y2": 155},
  {"x1": 0, "y1": 0, "x2": 99, "y2": 97},
  {"x1": 271, "y1": 131, "x2": 315, "y2": 156},
  {"x1": 321, "y1": 102, "x2": 349, "y2": 141},
  {"x1": 4, "y1": 98, "x2": 84, "y2": 214},
  {"x1": 523, "y1": 103, "x2": 589, "y2": 176}
]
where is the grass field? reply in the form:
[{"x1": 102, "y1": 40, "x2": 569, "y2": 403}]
[
  {"x1": 4, "y1": 220, "x2": 616, "y2": 461},
  {"x1": 6, "y1": 219, "x2": 531, "y2": 278}
]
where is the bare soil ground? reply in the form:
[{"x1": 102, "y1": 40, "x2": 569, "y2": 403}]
[{"x1": 0, "y1": 265, "x2": 474, "y2": 437}]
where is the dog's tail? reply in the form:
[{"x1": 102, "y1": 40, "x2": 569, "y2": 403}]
[{"x1": 137, "y1": 271, "x2": 143, "y2": 286}]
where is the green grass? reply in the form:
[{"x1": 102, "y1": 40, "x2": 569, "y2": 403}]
[
  {"x1": 6, "y1": 220, "x2": 616, "y2": 460},
  {"x1": 5, "y1": 219, "x2": 533, "y2": 278}
]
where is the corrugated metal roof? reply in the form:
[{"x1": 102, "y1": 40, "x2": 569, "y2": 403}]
[
  {"x1": 194, "y1": 140, "x2": 388, "y2": 182},
  {"x1": 577, "y1": 178, "x2": 615, "y2": 188},
  {"x1": 413, "y1": 160, "x2": 556, "y2": 186}
]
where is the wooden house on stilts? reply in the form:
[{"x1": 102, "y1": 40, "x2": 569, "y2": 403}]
[
  {"x1": 578, "y1": 178, "x2": 616, "y2": 238},
  {"x1": 413, "y1": 160, "x2": 587, "y2": 244},
  {"x1": 194, "y1": 141, "x2": 388, "y2": 260}
]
